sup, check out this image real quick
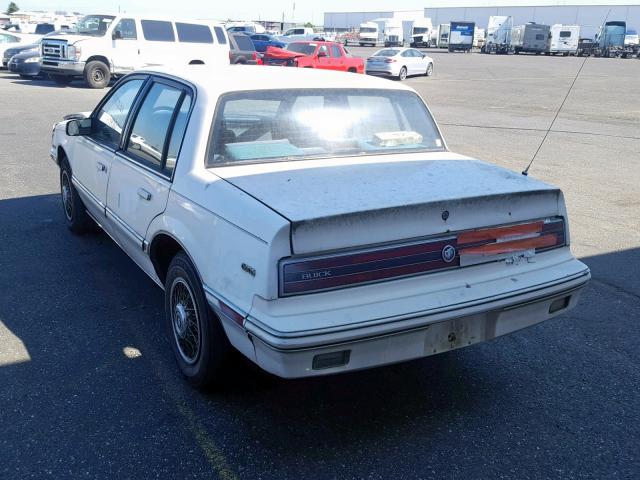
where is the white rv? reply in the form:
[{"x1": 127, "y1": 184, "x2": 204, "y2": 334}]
[
  {"x1": 410, "y1": 17, "x2": 433, "y2": 48},
  {"x1": 549, "y1": 24, "x2": 580, "y2": 55},
  {"x1": 384, "y1": 18, "x2": 403, "y2": 47},
  {"x1": 358, "y1": 21, "x2": 378, "y2": 46}
]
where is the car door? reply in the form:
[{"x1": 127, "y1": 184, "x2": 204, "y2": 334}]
[
  {"x1": 139, "y1": 19, "x2": 177, "y2": 67},
  {"x1": 105, "y1": 78, "x2": 192, "y2": 265},
  {"x1": 111, "y1": 18, "x2": 140, "y2": 72},
  {"x1": 329, "y1": 44, "x2": 346, "y2": 70},
  {"x1": 315, "y1": 44, "x2": 332, "y2": 69},
  {"x1": 70, "y1": 78, "x2": 146, "y2": 219}
]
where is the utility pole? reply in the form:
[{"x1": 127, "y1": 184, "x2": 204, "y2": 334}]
[{"x1": 292, "y1": 2, "x2": 295, "y2": 24}]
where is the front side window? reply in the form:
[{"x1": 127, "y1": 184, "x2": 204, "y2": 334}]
[
  {"x1": 114, "y1": 19, "x2": 137, "y2": 40},
  {"x1": 73, "y1": 15, "x2": 115, "y2": 37},
  {"x1": 208, "y1": 89, "x2": 444, "y2": 165},
  {"x1": 91, "y1": 79, "x2": 145, "y2": 149},
  {"x1": 176, "y1": 23, "x2": 213, "y2": 43},
  {"x1": 141, "y1": 20, "x2": 175, "y2": 42},
  {"x1": 125, "y1": 83, "x2": 185, "y2": 171},
  {"x1": 213, "y1": 26, "x2": 227, "y2": 44}
]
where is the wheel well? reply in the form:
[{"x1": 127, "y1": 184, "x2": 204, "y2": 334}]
[
  {"x1": 189, "y1": 59, "x2": 205, "y2": 65},
  {"x1": 57, "y1": 146, "x2": 68, "y2": 166},
  {"x1": 348, "y1": 67, "x2": 356, "y2": 73},
  {"x1": 149, "y1": 234, "x2": 184, "y2": 285},
  {"x1": 85, "y1": 56, "x2": 111, "y2": 70}
]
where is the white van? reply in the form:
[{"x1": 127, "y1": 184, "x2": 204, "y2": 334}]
[
  {"x1": 549, "y1": 24, "x2": 580, "y2": 55},
  {"x1": 40, "y1": 14, "x2": 230, "y2": 88},
  {"x1": 358, "y1": 22, "x2": 378, "y2": 46}
]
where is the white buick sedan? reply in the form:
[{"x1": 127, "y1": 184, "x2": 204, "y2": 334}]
[{"x1": 51, "y1": 66, "x2": 590, "y2": 388}]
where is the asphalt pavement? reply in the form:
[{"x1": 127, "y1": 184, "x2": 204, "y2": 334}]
[{"x1": 0, "y1": 50, "x2": 639, "y2": 479}]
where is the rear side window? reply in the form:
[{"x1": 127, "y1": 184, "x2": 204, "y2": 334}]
[
  {"x1": 141, "y1": 20, "x2": 175, "y2": 42},
  {"x1": 330, "y1": 45, "x2": 343, "y2": 57},
  {"x1": 91, "y1": 79, "x2": 145, "y2": 149},
  {"x1": 176, "y1": 23, "x2": 214, "y2": 43},
  {"x1": 233, "y1": 34, "x2": 255, "y2": 51},
  {"x1": 214, "y1": 26, "x2": 227, "y2": 44},
  {"x1": 165, "y1": 94, "x2": 193, "y2": 176}
]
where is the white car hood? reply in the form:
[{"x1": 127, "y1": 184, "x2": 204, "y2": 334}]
[{"x1": 211, "y1": 152, "x2": 562, "y2": 254}]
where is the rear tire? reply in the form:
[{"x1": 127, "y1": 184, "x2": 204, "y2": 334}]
[
  {"x1": 425, "y1": 63, "x2": 433, "y2": 76},
  {"x1": 398, "y1": 66, "x2": 407, "y2": 81},
  {"x1": 51, "y1": 74, "x2": 72, "y2": 86},
  {"x1": 84, "y1": 60, "x2": 111, "y2": 89},
  {"x1": 165, "y1": 252, "x2": 233, "y2": 389},
  {"x1": 60, "y1": 160, "x2": 93, "y2": 234}
]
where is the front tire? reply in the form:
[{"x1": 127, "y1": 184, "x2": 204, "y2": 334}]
[
  {"x1": 165, "y1": 252, "x2": 232, "y2": 389},
  {"x1": 398, "y1": 66, "x2": 407, "y2": 81},
  {"x1": 84, "y1": 60, "x2": 111, "y2": 89},
  {"x1": 60, "y1": 160, "x2": 93, "y2": 234}
]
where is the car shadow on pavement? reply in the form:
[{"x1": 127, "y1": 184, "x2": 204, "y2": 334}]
[{"x1": 1, "y1": 192, "x2": 639, "y2": 477}]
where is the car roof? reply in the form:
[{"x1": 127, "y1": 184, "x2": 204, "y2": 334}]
[{"x1": 141, "y1": 65, "x2": 414, "y2": 95}]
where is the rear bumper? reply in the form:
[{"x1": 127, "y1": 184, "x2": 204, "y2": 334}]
[
  {"x1": 365, "y1": 68, "x2": 395, "y2": 77},
  {"x1": 40, "y1": 59, "x2": 85, "y2": 76},
  {"x1": 212, "y1": 254, "x2": 590, "y2": 378}
]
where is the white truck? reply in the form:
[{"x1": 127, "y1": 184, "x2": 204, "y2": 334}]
[
  {"x1": 409, "y1": 17, "x2": 433, "y2": 48},
  {"x1": 40, "y1": 14, "x2": 230, "y2": 88},
  {"x1": 358, "y1": 21, "x2": 378, "y2": 46},
  {"x1": 549, "y1": 24, "x2": 580, "y2": 55},
  {"x1": 484, "y1": 15, "x2": 513, "y2": 54},
  {"x1": 436, "y1": 24, "x2": 450, "y2": 48},
  {"x1": 384, "y1": 18, "x2": 404, "y2": 47}
]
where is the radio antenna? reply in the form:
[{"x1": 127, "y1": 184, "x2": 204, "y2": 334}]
[{"x1": 522, "y1": 9, "x2": 611, "y2": 176}]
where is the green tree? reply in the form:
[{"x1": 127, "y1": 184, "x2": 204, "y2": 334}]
[
  {"x1": 304, "y1": 22, "x2": 314, "y2": 28},
  {"x1": 5, "y1": 2, "x2": 18, "y2": 14}
]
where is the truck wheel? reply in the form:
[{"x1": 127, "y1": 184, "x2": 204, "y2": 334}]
[
  {"x1": 398, "y1": 66, "x2": 407, "y2": 81},
  {"x1": 60, "y1": 160, "x2": 94, "y2": 234},
  {"x1": 84, "y1": 60, "x2": 111, "y2": 89},
  {"x1": 51, "y1": 74, "x2": 72, "y2": 86},
  {"x1": 348, "y1": 67, "x2": 357, "y2": 73},
  {"x1": 425, "y1": 63, "x2": 433, "y2": 76},
  {"x1": 165, "y1": 252, "x2": 232, "y2": 389}
]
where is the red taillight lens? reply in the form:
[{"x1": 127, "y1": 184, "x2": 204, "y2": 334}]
[
  {"x1": 252, "y1": 52, "x2": 257, "y2": 60},
  {"x1": 278, "y1": 217, "x2": 565, "y2": 297},
  {"x1": 384, "y1": 58, "x2": 396, "y2": 63}
]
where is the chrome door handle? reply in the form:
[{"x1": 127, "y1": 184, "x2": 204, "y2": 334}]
[
  {"x1": 137, "y1": 188, "x2": 152, "y2": 201},
  {"x1": 96, "y1": 162, "x2": 107, "y2": 172}
]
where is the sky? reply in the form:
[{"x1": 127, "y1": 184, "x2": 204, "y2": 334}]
[{"x1": 14, "y1": 0, "x2": 637, "y2": 23}]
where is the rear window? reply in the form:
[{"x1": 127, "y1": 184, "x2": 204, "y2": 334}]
[
  {"x1": 207, "y1": 89, "x2": 445, "y2": 166},
  {"x1": 141, "y1": 20, "x2": 175, "y2": 42},
  {"x1": 535, "y1": 34, "x2": 545, "y2": 40},
  {"x1": 214, "y1": 26, "x2": 227, "y2": 44},
  {"x1": 559, "y1": 31, "x2": 572, "y2": 38},
  {"x1": 176, "y1": 23, "x2": 213, "y2": 43},
  {"x1": 287, "y1": 42, "x2": 316, "y2": 55},
  {"x1": 233, "y1": 34, "x2": 255, "y2": 51},
  {"x1": 373, "y1": 49, "x2": 399, "y2": 57}
]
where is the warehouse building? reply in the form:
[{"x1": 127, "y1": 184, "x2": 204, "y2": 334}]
[{"x1": 324, "y1": 1, "x2": 640, "y2": 38}]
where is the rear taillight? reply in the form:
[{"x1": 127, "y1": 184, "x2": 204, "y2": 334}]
[
  {"x1": 252, "y1": 52, "x2": 257, "y2": 60},
  {"x1": 384, "y1": 58, "x2": 396, "y2": 63},
  {"x1": 278, "y1": 217, "x2": 566, "y2": 297}
]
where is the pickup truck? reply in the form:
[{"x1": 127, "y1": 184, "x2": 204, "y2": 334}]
[{"x1": 263, "y1": 41, "x2": 364, "y2": 73}]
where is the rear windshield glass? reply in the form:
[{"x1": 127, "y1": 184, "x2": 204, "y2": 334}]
[
  {"x1": 372, "y1": 49, "x2": 399, "y2": 57},
  {"x1": 233, "y1": 34, "x2": 255, "y2": 50},
  {"x1": 559, "y1": 31, "x2": 572, "y2": 38},
  {"x1": 207, "y1": 89, "x2": 444, "y2": 166},
  {"x1": 287, "y1": 43, "x2": 316, "y2": 55}
]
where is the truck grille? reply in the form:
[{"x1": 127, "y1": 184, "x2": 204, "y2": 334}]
[{"x1": 41, "y1": 40, "x2": 67, "y2": 59}]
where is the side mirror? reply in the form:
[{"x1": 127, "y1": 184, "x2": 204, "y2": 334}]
[
  {"x1": 112, "y1": 30, "x2": 123, "y2": 40},
  {"x1": 66, "y1": 118, "x2": 91, "y2": 136},
  {"x1": 317, "y1": 51, "x2": 327, "y2": 58}
]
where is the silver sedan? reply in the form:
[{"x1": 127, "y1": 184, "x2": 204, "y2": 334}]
[{"x1": 365, "y1": 47, "x2": 434, "y2": 81}]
